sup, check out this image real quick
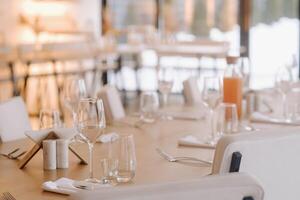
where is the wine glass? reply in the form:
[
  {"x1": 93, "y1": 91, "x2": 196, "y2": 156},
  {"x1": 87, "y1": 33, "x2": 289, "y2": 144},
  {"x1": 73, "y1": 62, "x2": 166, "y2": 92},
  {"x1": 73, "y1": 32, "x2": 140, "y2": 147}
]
[
  {"x1": 239, "y1": 57, "x2": 251, "y2": 89},
  {"x1": 63, "y1": 77, "x2": 87, "y2": 126},
  {"x1": 76, "y1": 98, "x2": 106, "y2": 184},
  {"x1": 275, "y1": 66, "x2": 293, "y2": 120},
  {"x1": 202, "y1": 77, "x2": 223, "y2": 145},
  {"x1": 157, "y1": 67, "x2": 174, "y2": 120}
]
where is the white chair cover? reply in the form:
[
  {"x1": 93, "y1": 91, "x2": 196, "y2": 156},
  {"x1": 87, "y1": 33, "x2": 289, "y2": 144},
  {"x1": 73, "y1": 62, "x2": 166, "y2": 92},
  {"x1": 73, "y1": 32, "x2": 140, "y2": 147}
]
[
  {"x1": 213, "y1": 128, "x2": 300, "y2": 200},
  {"x1": 98, "y1": 85, "x2": 125, "y2": 124},
  {"x1": 182, "y1": 77, "x2": 202, "y2": 106},
  {"x1": 0, "y1": 97, "x2": 31, "y2": 142},
  {"x1": 69, "y1": 173, "x2": 263, "y2": 200}
]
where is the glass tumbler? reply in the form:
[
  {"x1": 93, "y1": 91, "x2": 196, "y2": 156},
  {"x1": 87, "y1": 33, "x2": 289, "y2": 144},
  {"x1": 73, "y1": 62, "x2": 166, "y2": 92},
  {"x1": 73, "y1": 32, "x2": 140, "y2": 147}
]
[
  {"x1": 112, "y1": 135, "x2": 136, "y2": 183},
  {"x1": 39, "y1": 109, "x2": 62, "y2": 129},
  {"x1": 216, "y1": 103, "x2": 239, "y2": 136},
  {"x1": 140, "y1": 91, "x2": 159, "y2": 123}
]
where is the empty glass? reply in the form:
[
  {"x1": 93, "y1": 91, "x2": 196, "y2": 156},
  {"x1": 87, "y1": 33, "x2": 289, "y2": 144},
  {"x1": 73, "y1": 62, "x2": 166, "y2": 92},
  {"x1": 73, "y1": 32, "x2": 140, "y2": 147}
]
[
  {"x1": 202, "y1": 76, "x2": 223, "y2": 145},
  {"x1": 157, "y1": 67, "x2": 174, "y2": 120},
  {"x1": 287, "y1": 88, "x2": 300, "y2": 121},
  {"x1": 111, "y1": 135, "x2": 136, "y2": 183},
  {"x1": 63, "y1": 77, "x2": 87, "y2": 126},
  {"x1": 275, "y1": 66, "x2": 293, "y2": 120},
  {"x1": 76, "y1": 98, "x2": 106, "y2": 184},
  {"x1": 39, "y1": 109, "x2": 62, "y2": 129},
  {"x1": 216, "y1": 103, "x2": 238, "y2": 136},
  {"x1": 140, "y1": 91, "x2": 159, "y2": 123}
]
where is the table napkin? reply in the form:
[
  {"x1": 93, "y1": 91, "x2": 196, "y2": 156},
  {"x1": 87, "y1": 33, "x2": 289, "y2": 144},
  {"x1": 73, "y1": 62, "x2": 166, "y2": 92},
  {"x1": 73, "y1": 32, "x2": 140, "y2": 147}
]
[
  {"x1": 97, "y1": 132, "x2": 119, "y2": 143},
  {"x1": 178, "y1": 135, "x2": 215, "y2": 149},
  {"x1": 25, "y1": 128, "x2": 78, "y2": 144},
  {"x1": 250, "y1": 112, "x2": 300, "y2": 126},
  {"x1": 42, "y1": 178, "x2": 110, "y2": 195}
]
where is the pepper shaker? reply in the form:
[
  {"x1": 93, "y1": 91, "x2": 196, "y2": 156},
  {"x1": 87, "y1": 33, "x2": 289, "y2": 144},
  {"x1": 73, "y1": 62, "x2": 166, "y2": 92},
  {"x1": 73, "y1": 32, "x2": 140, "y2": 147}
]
[{"x1": 56, "y1": 139, "x2": 69, "y2": 169}]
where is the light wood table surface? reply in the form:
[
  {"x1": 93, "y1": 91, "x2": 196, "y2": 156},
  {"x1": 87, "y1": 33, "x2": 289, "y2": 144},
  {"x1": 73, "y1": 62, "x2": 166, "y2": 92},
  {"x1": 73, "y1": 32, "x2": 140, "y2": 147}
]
[{"x1": 0, "y1": 115, "x2": 214, "y2": 200}]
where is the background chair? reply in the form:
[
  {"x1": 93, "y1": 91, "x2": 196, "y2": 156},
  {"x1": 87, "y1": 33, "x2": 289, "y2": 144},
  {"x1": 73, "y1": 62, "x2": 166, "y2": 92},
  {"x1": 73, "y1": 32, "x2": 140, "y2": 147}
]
[
  {"x1": 182, "y1": 77, "x2": 202, "y2": 106},
  {"x1": 69, "y1": 173, "x2": 263, "y2": 200},
  {"x1": 0, "y1": 96, "x2": 31, "y2": 142},
  {"x1": 98, "y1": 85, "x2": 125, "y2": 124},
  {"x1": 212, "y1": 129, "x2": 300, "y2": 200}
]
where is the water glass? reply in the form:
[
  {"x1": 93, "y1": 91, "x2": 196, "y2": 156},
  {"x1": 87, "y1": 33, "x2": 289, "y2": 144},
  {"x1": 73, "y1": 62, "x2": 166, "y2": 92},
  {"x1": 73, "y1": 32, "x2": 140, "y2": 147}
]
[
  {"x1": 216, "y1": 103, "x2": 238, "y2": 136},
  {"x1": 287, "y1": 88, "x2": 300, "y2": 121},
  {"x1": 112, "y1": 135, "x2": 136, "y2": 183},
  {"x1": 39, "y1": 109, "x2": 62, "y2": 129},
  {"x1": 140, "y1": 91, "x2": 159, "y2": 123}
]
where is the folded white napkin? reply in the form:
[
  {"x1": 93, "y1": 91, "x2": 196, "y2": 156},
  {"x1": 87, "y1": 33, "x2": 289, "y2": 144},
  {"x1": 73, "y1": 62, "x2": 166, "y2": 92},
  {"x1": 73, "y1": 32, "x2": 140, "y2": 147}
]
[
  {"x1": 178, "y1": 135, "x2": 215, "y2": 149},
  {"x1": 42, "y1": 178, "x2": 110, "y2": 195},
  {"x1": 97, "y1": 132, "x2": 119, "y2": 143},
  {"x1": 25, "y1": 128, "x2": 78, "y2": 144},
  {"x1": 250, "y1": 112, "x2": 300, "y2": 126}
]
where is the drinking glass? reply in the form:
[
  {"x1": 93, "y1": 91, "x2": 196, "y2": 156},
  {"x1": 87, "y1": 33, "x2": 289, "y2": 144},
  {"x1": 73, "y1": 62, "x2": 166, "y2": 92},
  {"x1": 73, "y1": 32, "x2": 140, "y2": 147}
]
[
  {"x1": 287, "y1": 88, "x2": 300, "y2": 121},
  {"x1": 63, "y1": 77, "x2": 87, "y2": 126},
  {"x1": 140, "y1": 91, "x2": 159, "y2": 123},
  {"x1": 157, "y1": 67, "x2": 174, "y2": 120},
  {"x1": 275, "y1": 66, "x2": 293, "y2": 120},
  {"x1": 76, "y1": 98, "x2": 106, "y2": 183},
  {"x1": 39, "y1": 109, "x2": 62, "y2": 129},
  {"x1": 202, "y1": 77, "x2": 223, "y2": 145},
  {"x1": 216, "y1": 103, "x2": 238, "y2": 136},
  {"x1": 239, "y1": 57, "x2": 251, "y2": 89},
  {"x1": 112, "y1": 135, "x2": 136, "y2": 183}
]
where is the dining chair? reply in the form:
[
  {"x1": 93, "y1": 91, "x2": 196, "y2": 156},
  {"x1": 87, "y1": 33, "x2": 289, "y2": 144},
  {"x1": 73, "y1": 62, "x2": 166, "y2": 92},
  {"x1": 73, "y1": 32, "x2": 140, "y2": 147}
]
[
  {"x1": 98, "y1": 85, "x2": 125, "y2": 124},
  {"x1": 69, "y1": 173, "x2": 263, "y2": 200},
  {"x1": 212, "y1": 128, "x2": 300, "y2": 200},
  {"x1": 182, "y1": 76, "x2": 202, "y2": 106},
  {"x1": 0, "y1": 96, "x2": 31, "y2": 142}
]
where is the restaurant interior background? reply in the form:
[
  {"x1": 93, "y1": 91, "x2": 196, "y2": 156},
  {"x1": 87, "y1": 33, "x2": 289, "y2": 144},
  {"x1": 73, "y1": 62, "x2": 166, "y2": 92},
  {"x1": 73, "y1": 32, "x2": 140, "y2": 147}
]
[{"x1": 0, "y1": 0, "x2": 298, "y2": 119}]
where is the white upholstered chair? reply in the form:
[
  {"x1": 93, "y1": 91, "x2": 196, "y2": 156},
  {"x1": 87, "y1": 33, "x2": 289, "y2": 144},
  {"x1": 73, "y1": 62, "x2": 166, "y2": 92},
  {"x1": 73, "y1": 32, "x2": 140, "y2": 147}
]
[
  {"x1": 182, "y1": 77, "x2": 202, "y2": 106},
  {"x1": 69, "y1": 173, "x2": 263, "y2": 200},
  {"x1": 212, "y1": 128, "x2": 300, "y2": 200},
  {"x1": 0, "y1": 96, "x2": 31, "y2": 142},
  {"x1": 98, "y1": 85, "x2": 125, "y2": 124}
]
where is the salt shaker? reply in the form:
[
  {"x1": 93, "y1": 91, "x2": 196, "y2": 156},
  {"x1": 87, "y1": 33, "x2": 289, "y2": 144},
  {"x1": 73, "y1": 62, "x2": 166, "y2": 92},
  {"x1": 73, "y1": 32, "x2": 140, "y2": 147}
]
[
  {"x1": 43, "y1": 140, "x2": 56, "y2": 170},
  {"x1": 56, "y1": 139, "x2": 69, "y2": 169}
]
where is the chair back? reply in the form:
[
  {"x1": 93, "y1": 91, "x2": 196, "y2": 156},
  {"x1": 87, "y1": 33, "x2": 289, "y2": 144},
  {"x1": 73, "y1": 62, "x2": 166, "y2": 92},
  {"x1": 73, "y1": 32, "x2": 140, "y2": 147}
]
[
  {"x1": 69, "y1": 173, "x2": 263, "y2": 200},
  {"x1": 98, "y1": 85, "x2": 125, "y2": 124},
  {"x1": 183, "y1": 77, "x2": 202, "y2": 105},
  {"x1": 0, "y1": 97, "x2": 31, "y2": 142},
  {"x1": 212, "y1": 128, "x2": 300, "y2": 200}
]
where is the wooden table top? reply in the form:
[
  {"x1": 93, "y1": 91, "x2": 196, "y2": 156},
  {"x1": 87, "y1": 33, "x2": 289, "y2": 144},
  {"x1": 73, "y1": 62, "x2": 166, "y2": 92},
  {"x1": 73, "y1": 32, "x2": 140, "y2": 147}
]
[{"x1": 0, "y1": 116, "x2": 214, "y2": 200}]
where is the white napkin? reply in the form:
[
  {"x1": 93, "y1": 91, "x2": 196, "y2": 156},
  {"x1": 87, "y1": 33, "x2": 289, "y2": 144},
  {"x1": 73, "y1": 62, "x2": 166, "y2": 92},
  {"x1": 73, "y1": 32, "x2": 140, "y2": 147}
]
[
  {"x1": 178, "y1": 135, "x2": 215, "y2": 149},
  {"x1": 97, "y1": 132, "x2": 119, "y2": 143},
  {"x1": 250, "y1": 112, "x2": 300, "y2": 126},
  {"x1": 182, "y1": 77, "x2": 202, "y2": 106},
  {"x1": 25, "y1": 128, "x2": 78, "y2": 144},
  {"x1": 42, "y1": 178, "x2": 78, "y2": 195},
  {"x1": 42, "y1": 178, "x2": 111, "y2": 195}
]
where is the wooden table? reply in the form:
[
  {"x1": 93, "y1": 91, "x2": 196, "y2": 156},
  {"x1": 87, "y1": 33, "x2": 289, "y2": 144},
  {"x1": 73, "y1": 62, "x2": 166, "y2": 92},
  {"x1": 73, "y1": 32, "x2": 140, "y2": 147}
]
[{"x1": 0, "y1": 115, "x2": 214, "y2": 200}]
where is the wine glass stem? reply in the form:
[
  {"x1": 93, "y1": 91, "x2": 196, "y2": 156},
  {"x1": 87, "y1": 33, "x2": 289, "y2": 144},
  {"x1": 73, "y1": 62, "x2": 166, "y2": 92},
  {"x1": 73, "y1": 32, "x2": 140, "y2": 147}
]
[
  {"x1": 88, "y1": 143, "x2": 94, "y2": 180},
  {"x1": 72, "y1": 111, "x2": 77, "y2": 127}
]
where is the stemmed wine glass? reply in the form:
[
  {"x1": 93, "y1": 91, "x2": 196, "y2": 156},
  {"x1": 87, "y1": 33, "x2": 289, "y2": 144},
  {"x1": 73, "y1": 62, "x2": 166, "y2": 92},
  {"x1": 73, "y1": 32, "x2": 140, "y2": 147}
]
[
  {"x1": 63, "y1": 77, "x2": 88, "y2": 126},
  {"x1": 275, "y1": 66, "x2": 293, "y2": 120},
  {"x1": 202, "y1": 77, "x2": 223, "y2": 145},
  {"x1": 157, "y1": 67, "x2": 174, "y2": 120},
  {"x1": 76, "y1": 98, "x2": 106, "y2": 184}
]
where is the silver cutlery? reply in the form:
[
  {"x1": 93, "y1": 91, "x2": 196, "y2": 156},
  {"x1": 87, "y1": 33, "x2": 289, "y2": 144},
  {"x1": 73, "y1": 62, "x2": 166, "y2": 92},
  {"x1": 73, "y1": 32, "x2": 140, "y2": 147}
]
[
  {"x1": 1, "y1": 148, "x2": 20, "y2": 158},
  {"x1": 1, "y1": 148, "x2": 26, "y2": 159},
  {"x1": 156, "y1": 148, "x2": 212, "y2": 165},
  {"x1": 2, "y1": 192, "x2": 16, "y2": 200}
]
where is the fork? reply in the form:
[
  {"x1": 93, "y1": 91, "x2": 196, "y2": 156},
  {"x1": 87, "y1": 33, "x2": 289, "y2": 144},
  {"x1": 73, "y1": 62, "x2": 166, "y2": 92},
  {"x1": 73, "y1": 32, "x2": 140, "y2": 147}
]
[
  {"x1": 0, "y1": 148, "x2": 20, "y2": 158},
  {"x1": 156, "y1": 148, "x2": 212, "y2": 165},
  {"x1": 2, "y1": 192, "x2": 16, "y2": 200}
]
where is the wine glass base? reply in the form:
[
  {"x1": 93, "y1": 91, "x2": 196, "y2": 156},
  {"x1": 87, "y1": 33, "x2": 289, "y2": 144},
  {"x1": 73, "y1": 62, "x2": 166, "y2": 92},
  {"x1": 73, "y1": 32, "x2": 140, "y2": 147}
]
[
  {"x1": 160, "y1": 115, "x2": 173, "y2": 121},
  {"x1": 73, "y1": 178, "x2": 109, "y2": 190}
]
